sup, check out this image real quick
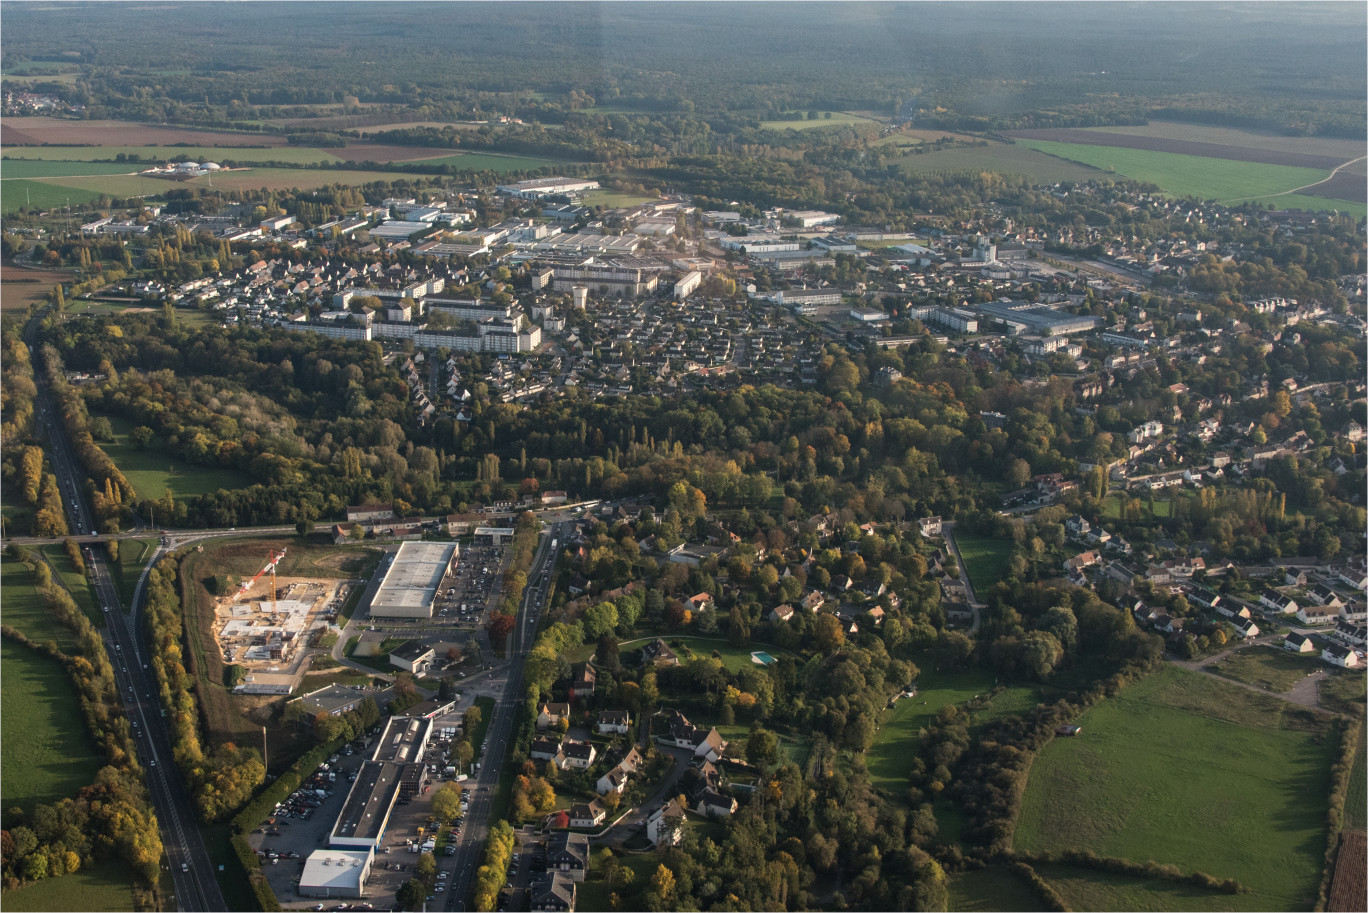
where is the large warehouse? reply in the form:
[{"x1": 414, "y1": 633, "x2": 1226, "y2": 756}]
[
  {"x1": 298, "y1": 848, "x2": 373, "y2": 898},
  {"x1": 369, "y1": 541, "x2": 458, "y2": 618}
]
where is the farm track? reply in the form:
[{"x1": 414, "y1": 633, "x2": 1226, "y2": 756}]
[
  {"x1": 1229, "y1": 154, "x2": 1368, "y2": 205},
  {"x1": 1003, "y1": 127, "x2": 1348, "y2": 170}
]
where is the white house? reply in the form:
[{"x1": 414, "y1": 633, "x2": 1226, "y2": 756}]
[
  {"x1": 1284, "y1": 632, "x2": 1316, "y2": 653},
  {"x1": 1322, "y1": 644, "x2": 1359, "y2": 668},
  {"x1": 646, "y1": 799, "x2": 685, "y2": 848}
]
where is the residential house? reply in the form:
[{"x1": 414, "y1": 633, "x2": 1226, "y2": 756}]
[
  {"x1": 1064, "y1": 551, "x2": 1101, "y2": 574},
  {"x1": 531, "y1": 735, "x2": 564, "y2": 762},
  {"x1": 1333, "y1": 620, "x2": 1366, "y2": 647},
  {"x1": 1259, "y1": 589, "x2": 1298, "y2": 614},
  {"x1": 1284, "y1": 632, "x2": 1316, "y2": 653},
  {"x1": 1322, "y1": 644, "x2": 1359, "y2": 668},
  {"x1": 568, "y1": 801, "x2": 606, "y2": 829},
  {"x1": 1296, "y1": 604, "x2": 1338, "y2": 626},
  {"x1": 570, "y1": 663, "x2": 597, "y2": 700},
  {"x1": 694, "y1": 790, "x2": 738, "y2": 818},
  {"x1": 641, "y1": 638, "x2": 679, "y2": 667},
  {"x1": 537, "y1": 702, "x2": 571, "y2": 730},
  {"x1": 664, "y1": 710, "x2": 728, "y2": 762},
  {"x1": 769, "y1": 604, "x2": 796, "y2": 623},
  {"x1": 1231, "y1": 618, "x2": 1260, "y2": 639},
  {"x1": 595, "y1": 710, "x2": 631, "y2": 735},
  {"x1": 1341, "y1": 602, "x2": 1368, "y2": 624},
  {"x1": 1188, "y1": 587, "x2": 1222, "y2": 611},
  {"x1": 646, "y1": 799, "x2": 686, "y2": 848},
  {"x1": 1285, "y1": 568, "x2": 1309, "y2": 587},
  {"x1": 918, "y1": 516, "x2": 943, "y2": 538},
  {"x1": 529, "y1": 873, "x2": 576, "y2": 913},
  {"x1": 595, "y1": 766, "x2": 629, "y2": 796},
  {"x1": 1307, "y1": 584, "x2": 1343, "y2": 608},
  {"x1": 545, "y1": 832, "x2": 590, "y2": 882},
  {"x1": 560, "y1": 739, "x2": 597, "y2": 771},
  {"x1": 801, "y1": 591, "x2": 826, "y2": 613},
  {"x1": 686, "y1": 593, "x2": 715, "y2": 614},
  {"x1": 1065, "y1": 515, "x2": 1092, "y2": 539}
]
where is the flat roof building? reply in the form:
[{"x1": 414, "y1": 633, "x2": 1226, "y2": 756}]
[
  {"x1": 330, "y1": 761, "x2": 404, "y2": 850},
  {"x1": 373, "y1": 715, "x2": 434, "y2": 765},
  {"x1": 389, "y1": 641, "x2": 435, "y2": 674},
  {"x1": 973, "y1": 301, "x2": 1103, "y2": 336},
  {"x1": 291, "y1": 684, "x2": 378, "y2": 719},
  {"x1": 369, "y1": 541, "x2": 458, "y2": 618},
  {"x1": 298, "y1": 849, "x2": 374, "y2": 899}
]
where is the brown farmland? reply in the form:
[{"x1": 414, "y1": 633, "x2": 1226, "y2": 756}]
[
  {"x1": 1004, "y1": 127, "x2": 1350, "y2": 171},
  {"x1": 333, "y1": 143, "x2": 457, "y2": 163},
  {"x1": 1300, "y1": 171, "x2": 1368, "y2": 204},
  {"x1": 1327, "y1": 830, "x2": 1366, "y2": 913},
  {"x1": 0, "y1": 264, "x2": 75, "y2": 311},
  {"x1": 1, "y1": 117, "x2": 289, "y2": 147}
]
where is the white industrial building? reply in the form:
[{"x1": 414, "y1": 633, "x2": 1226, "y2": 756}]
[
  {"x1": 497, "y1": 177, "x2": 600, "y2": 199},
  {"x1": 298, "y1": 849, "x2": 374, "y2": 899},
  {"x1": 369, "y1": 541, "x2": 459, "y2": 618}
]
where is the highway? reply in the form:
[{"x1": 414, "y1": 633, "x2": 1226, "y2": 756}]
[
  {"x1": 446, "y1": 518, "x2": 571, "y2": 911},
  {"x1": 23, "y1": 310, "x2": 227, "y2": 912}
]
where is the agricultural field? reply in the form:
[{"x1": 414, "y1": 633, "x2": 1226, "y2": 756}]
[
  {"x1": 1014, "y1": 139, "x2": 1356, "y2": 211},
  {"x1": 1, "y1": 160, "x2": 146, "y2": 179},
  {"x1": 2, "y1": 145, "x2": 337, "y2": 164},
  {"x1": 1203, "y1": 644, "x2": 1322, "y2": 693},
  {"x1": 1060, "y1": 120, "x2": 1367, "y2": 161},
  {"x1": 872, "y1": 127, "x2": 977, "y2": 148},
  {"x1": 948, "y1": 866, "x2": 1046, "y2": 912},
  {"x1": 1005, "y1": 125, "x2": 1353, "y2": 171},
  {"x1": 2, "y1": 178, "x2": 106, "y2": 213},
  {"x1": 865, "y1": 666, "x2": 994, "y2": 793},
  {"x1": 759, "y1": 111, "x2": 882, "y2": 130},
  {"x1": 0, "y1": 860, "x2": 136, "y2": 913},
  {"x1": 0, "y1": 264, "x2": 76, "y2": 311},
  {"x1": 1, "y1": 116, "x2": 291, "y2": 148},
  {"x1": 893, "y1": 142, "x2": 1102, "y2": 183},
  {"x1": 952, "y1": 532, "x2": 1013, "y2": 596},
  {"x1": 1015, "y1": 667, "x2": 1336, "y2": 911},
  {"x1": 96, "y1": 412, "x2": 252, "y2": 500},
  {"x1": 1, "y1": 553, "x2": 77, "y2": 650},
  {"x1": 396, "y1": 151, "x2": 569, "y2": 172},
  {"x1": 1347, "y1": 725, "x2": 1366, "y2": 831},
  {"x1": 0, "y1": 638, "x2": 103, "y2": 814}
]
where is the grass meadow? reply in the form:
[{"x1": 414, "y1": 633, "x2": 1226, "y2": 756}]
[
  {"x1": 0, "y1": 859, "x2": 136, "y2": 912},
  {"x1": 1204, "y1": 645, "x2": 1323, "y2": 693},
  {"x1": 2, "y1": 179, "x2": 105, "y2": 212},
  {"x1": 2, "y1": 145, "x2": 343, "y2": 164},
  {"x1": 1033, "y1": 862, "x2": 1242, "y2": 912},
  {"x1": 1015, "y1": 667, "x2": 1335, "y2": 911},
  {"x1": 1, "y1": 553, "x2": 77, "y2": 650},
  {"x1": 0, "y1": 638, "x2": 103, "y2": 815},
  {"x1": 1014, "y1": 139, "x2": 1337, "y2": 205},
  {"x1": 97, "y1": 412, "x2": 251, "y2": 500},
  {"x1": 2, "y1": 159, "x2": 144, "y2": 179},
  {"x1": 865, "y1": 666, "x2": 994, "y2": 793},
  {"x1": 894, "y1": 142, "x2": 1101, "y2": 183},
  {"x1": 580, "y1": 189, "x2": 661, "y2": 208},
  {"x1": 759, "y1": 111, "x2": 882, "y2": 130},
  {"x1": 952, "y1": 532, "x2": 1013, "y2": 595},
  {"x1": 948, "y1": 866, "x2": 1047, "y2": 912},
  {"x1": 1347, "y1": 725, "x2": 1366, "y2": 831},
  {"x1": 396, "y1": 151, "x2": 568, "y2": 172}
]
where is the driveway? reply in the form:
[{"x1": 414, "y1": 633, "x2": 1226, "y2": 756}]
[{"x1": 940, "y1": 521, "x2": 983, "y2": 634}]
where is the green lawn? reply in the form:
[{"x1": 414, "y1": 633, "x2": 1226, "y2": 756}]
[
  {"x1": 1101, "y1": 491, "x2": 1174, "y2": 520},
  {"x1": 471, "y1": 695, "x2": 496, "y2": 758},
  {"x1": 866, "y1": 666, "x2": 995, "y2": 793},
  {"x1": 39, "y1": 544, "x2": 99, "y2": 623},
  {"x1": 0, "y1": 859, "x2": 137, "y2": 912},
  {"x1": 953, "y1": 532, "x2": 1013, "y2": 595},
  {"x1": 1318, "y1": 670, "x2": 1366, "y2": 718},
  {"x1": 112, "y1": 537, "x2": 158, "y2": 606},
  {"x1": 580, "y1": 189, "x2": 660, "y2": 208},
  {"x1": 1033, "y1": 862, "x2": 1241, "y2": 912},
  {"x1": 3, "y1": 145, "x2": 344, "y2": 164},
  {"x1": 759, "y1": 112, "x2": 881, "y2": 130},
  {"x1": 1, "y1": 554, "x2": 76, "y2": 650},
  {"x1": 1, "y1": 160, "x2": 144, "y2": 179},
  {"x1": 1015, "y1": 667, "x2": 1335, "y2": 911},
  {"x1": 576, "y1": 850, "x2": 664, "y2": 912},
  {"x1": 1347, "y1": 725, "x2": 1367, "y2": 831},
  {"x1": 652, "y1": 635, "x2": 795, "y2": 674},
  {"x1": 949, "y1": 865, "x2": 1047, "y2": 912},
  {"x1": 1, "y1": 638, "x2": 103, "y2": 815},
  {"x1": 895, "y1": 142, "x2": 1102, "y2": 183},
  {"x1": 1015, "y1": 139, "x2": 1337, "y2": 206},
  {"x1": 1204, "y1": 645, "x2": 1322, "y2": 693},
  {"x1": 96, "y1": 412, "x2": 252, "y2": 500}
]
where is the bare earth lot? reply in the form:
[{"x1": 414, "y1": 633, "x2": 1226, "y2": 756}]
[{"x1": 1004, "y1": 127, "x2": 1349, "y2": 171}]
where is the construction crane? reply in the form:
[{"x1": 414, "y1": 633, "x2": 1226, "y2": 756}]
[{"x1": 238, "y1": 548, "x2": 287, "y2": 614}]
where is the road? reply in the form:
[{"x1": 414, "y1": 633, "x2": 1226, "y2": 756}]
[
  {"x1": 940, "y1": 521, "x2": 984, "y2": 634},
  {"x1": 446, "y1": 518, "x2": 570, "y2": 911},
  {"x1": 22, "y1": 308, "x2": 227, "y2": 912},
  {"x1": 1167, "y1": 634, "x2": 1328, "y2": 709}
]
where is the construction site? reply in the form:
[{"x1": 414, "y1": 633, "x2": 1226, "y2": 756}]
[{"x1": 212, "y1": 548, "x2": 353, "y2": 695}]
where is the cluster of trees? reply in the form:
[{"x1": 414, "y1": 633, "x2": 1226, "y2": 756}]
[
  {"x1": 509, "y1": 767, "x2": 557, "y2": 823},
  {"x1": 0, "y1": 549, "x2": 164, "y2": 899},
  {"x1": 142, "y1": 556, "x2": 265, "y2": 821},
  {"x1": 469, "y1": 819, "x2": 515, "y2": 912},
  {"x1": 283, "y1": 695, "x2": 381, "y2": 745}
]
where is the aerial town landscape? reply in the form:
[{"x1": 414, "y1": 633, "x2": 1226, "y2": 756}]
[{"x1": 0, "y1": 3, "x2": 1365, "y2": 912}]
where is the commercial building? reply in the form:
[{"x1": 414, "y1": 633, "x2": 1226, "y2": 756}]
[
  {"x1": 973, "y1": 301, "x2": 1103, "y2": 336},
  {"x1": 298, "y1": 849, "x2": 374, "y2": 899},
  {"x1": 369, "y1": 541, "x2": 459, "y2": 619},
  {"x1": 373, "y1": 715, "x2": 434, "y2": 765},
  {"x1": 550, "y1": 263, "x2": 658, "y2": 298},
  {"x1": 389, "y1": 641, "x2": 435, "y2": 674},
  {"x1": 291, "y1": 684, "x2": 378, "y2": 719},
  {"x1": 496, "y1": 177, "x2": 600, "y2": 199},
  {"x1": 775, "y1": 288, "x2": 842, "y2": 309},
  {"x1": 329, "y1": 761, "x2": 404, "y2": 850}
]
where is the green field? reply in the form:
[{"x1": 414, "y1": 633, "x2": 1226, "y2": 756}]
[
  {"x1": 624, "y1": 633, "x2": 794, "y2": 674},
  {"x1": 39, "y1": 544, "x2": 99, "y2": 622},
  {"x1": 112, "y1": 537, "x2": 158, "y2": 605},
  {"x1": 0, "y1": 859, "x2": 137, "y2": 912},
  {"x1": 1015, "y1": 139, "x2": 1339, "y2": 206},
  {"x1": 2, "y1": 160, "x2": 144, "y2": 179},
  {"x1": 1238, "y1": 192, "x2": 1366, "y2": 219},
  {"x1": 949, "y1": 866, "x2": 1047, "y2": 912},
  {"x1": 866, "y1": 666, "x2": 994, "y2": 793},
  {"x1": 895, "y1": 142, "x2": 1102, "y2": 183},
  {"x1": 952, "y1": 532, "x2": 1013, "y2": 595},
  {"x1": 399, "y1": 151, "x2": 567, "y2": 172},
  {"x1": 759, "y1": 111, "x2": 881, "y2": 130},
  {"x1": 1081, "y1": 121, "x2": 1368, "y2": 160},
  {"x1": 1033, "y1": 862, "x2": 1240, "y2": 912},
  {"x1": 1, "y1": 554, "x2": 76, "y2": 650},
  {"x1": 97, "y1": 412, "x2": 252, "y2": 500},
  {"x1": 580, "y1": 189, "x2": 660, "y2": 208},
  {"x1": 0, "y1": 638, "x2": 103, "y2": 815},
  {"x1": 1101, "y1": 491, "x2": 1175, "y2": 520},
  {"x1": 1016, "y1": 667, "x2": 1335, "y2": 910},
  {"x1": 24, "y1": 166, "x2": 427, "y2": 201},
  {"x1": 1317, "y1": 670, "x2": 1365, "y2": 718},
  {"x1": 1204, "y1": 645, "x2": 1322, "y2": 693},
  {"x1": 3, "y1": 144, "x2": 344, "y2": 164},
  {"x1": 2, "y1": 179, "x2": 105, "y2": 212}
]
